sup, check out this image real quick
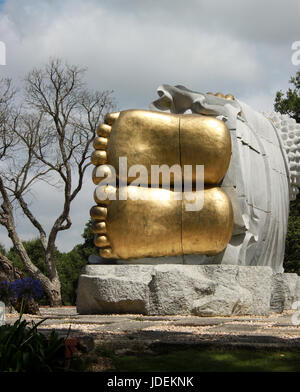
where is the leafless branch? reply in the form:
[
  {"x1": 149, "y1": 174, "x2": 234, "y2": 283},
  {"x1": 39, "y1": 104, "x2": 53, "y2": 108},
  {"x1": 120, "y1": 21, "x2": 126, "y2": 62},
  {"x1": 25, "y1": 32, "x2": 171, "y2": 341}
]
[{"x1": 0, "y1": 58, "x2": 115, "y2": 305}]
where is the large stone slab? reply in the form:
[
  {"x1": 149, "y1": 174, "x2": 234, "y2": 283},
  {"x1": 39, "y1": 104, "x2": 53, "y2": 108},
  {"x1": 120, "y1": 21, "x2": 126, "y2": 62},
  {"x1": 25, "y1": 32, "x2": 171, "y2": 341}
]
[{"x1": 76, "y1": 265, "x2": 273, "y2": 316}]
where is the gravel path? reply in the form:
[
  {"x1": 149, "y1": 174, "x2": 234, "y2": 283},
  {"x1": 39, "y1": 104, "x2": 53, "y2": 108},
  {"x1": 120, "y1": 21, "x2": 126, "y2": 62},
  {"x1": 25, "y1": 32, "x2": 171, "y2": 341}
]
[{"x1": 5, "y1": 307, "x2": 300, "y2": 353}]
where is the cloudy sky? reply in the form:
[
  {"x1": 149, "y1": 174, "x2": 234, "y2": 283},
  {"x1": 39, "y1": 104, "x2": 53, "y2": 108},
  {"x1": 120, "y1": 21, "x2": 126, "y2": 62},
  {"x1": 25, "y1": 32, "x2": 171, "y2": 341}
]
[{"x1": 0, "y1": 0, "x2": 299, "y2": 252}]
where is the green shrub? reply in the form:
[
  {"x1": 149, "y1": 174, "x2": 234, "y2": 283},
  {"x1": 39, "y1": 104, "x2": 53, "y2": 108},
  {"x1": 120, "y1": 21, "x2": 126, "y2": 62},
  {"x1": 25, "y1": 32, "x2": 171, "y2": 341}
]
[{"x1": 0, "y1": 317, "x2": 66, "y2": 372}]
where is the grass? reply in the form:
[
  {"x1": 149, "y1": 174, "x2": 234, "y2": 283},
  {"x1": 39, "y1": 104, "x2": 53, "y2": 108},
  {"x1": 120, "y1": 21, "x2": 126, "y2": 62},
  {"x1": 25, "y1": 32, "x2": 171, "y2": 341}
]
[{"x1": 97, "y1": 347, "x2": 300, "y2": 372}]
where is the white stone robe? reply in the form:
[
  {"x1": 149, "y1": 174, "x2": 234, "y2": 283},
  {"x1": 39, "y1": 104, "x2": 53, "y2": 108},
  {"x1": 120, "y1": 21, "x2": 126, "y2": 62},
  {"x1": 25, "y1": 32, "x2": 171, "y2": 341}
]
[{"x1": 150, "y1": 84, "x2": 294, "y2": 273}]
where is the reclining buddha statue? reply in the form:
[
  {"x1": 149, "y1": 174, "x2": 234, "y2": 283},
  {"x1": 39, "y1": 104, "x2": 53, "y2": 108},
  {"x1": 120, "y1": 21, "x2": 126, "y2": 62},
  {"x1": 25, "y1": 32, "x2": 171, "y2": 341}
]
[{"x1": 89, "y1": 85, "x2": 300, "y2": 273}]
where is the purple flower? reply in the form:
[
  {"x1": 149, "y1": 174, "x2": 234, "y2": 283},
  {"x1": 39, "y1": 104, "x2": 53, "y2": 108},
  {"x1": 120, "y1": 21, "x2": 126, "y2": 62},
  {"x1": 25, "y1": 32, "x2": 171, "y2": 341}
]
[{"x1": 10, "y1": 278, "x2": 43, "y2": 301}]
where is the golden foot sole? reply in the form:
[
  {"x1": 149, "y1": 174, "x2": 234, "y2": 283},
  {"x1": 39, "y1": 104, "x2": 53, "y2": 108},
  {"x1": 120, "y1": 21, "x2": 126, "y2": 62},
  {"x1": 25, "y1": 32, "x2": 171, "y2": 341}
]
[
  {"x1": 90, "y1": 186, "x2": 233, "y2": 260},
  {"x1": 91, "y1": 110, "x2": 231, "y2": 185}
]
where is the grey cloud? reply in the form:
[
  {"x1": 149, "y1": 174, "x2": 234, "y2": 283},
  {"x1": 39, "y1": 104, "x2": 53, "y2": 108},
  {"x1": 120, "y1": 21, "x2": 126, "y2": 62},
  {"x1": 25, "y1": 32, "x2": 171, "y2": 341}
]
[
  {"x1": 0, "y1": 0, "x2": 296, "y2": 107},
  {"x1": 88, "y1": 0, "x2": 300, "y2": 45}
]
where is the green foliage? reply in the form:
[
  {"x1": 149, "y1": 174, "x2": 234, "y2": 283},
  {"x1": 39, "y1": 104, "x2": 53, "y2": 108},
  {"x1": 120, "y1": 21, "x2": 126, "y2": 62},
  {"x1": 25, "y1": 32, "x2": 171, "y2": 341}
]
[
  {"x1": 274, "y1": 70, "x2": 300, "y2": 273},
  {"x1": 55, "y1": 249, "x2": 87, "y2": 306},
  {"x1": 274, "y1": 70, "x2": 300, "y2": 123},
  {"x1": 284, "y1": 194, "x2": 300, "y2": 274},
  {"x1": 0, "y1": 243, "x2": 6, "y2": 256},
  {"x1": 76, "y1": 219, "x2": 98, "y2": 259},
  {"x1": 55, "y1": 220, "x2": 97, "y2": 305},
  {"x1": 109, "y1": 347, "x2": 300, "y2": 372},
  {"x1": 5, "y1": 220, "x2": 97, "y2": 306},
  {"x1": 0, "y1": 317, "x2": 66, "y2": 372},
  {"x1": 7, "y1": 238, "x2": 54, "y2": 278},
  {"x1": 0, "y1": 280, "x2": 13, "y2": 305}
]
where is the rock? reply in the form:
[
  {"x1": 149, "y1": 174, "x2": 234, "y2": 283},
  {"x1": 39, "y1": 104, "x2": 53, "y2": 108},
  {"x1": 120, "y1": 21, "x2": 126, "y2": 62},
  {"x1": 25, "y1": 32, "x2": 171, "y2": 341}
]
[
  {"x1": 76, "y1": 265, "x2": 273, "y2": 316},
  {"x1": 76, "y1": 265, "x2": 151, "y2": 314},
  {"x1": 192, "y1": 265, "x2": 272, "y2": 316},
  {"x1": 270, "y1": 273, "x2": 300, "y2": 313}
]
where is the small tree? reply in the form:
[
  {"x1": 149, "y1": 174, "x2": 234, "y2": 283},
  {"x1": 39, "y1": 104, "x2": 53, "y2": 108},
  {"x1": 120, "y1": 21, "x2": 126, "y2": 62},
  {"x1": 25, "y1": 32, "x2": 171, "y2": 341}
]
[
  {"x1": 0, "y1": 59, "x2": 115, "y2": 305},
  {"x1": 274, "y1": 71, "x2": 300, "y2": 123},
  {"x1": 75, "y1": 219, "x2": 98, "y2": 260}
]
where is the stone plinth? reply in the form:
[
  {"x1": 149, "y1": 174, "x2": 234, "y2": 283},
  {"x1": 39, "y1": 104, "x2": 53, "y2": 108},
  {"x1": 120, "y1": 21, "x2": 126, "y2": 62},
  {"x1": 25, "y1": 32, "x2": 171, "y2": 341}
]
[{"x1": 76, "y1": 264, "x2": 298, "y2": 316}]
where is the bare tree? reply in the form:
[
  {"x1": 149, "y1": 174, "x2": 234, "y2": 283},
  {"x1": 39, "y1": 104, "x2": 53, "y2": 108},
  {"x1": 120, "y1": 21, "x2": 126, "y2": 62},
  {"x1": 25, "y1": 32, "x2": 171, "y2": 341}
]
[
  {"x1": 0, "y1": 78, "x2": 19, "y2": 281},
  {"x1": 0, "y1": 78, "x2": 16, "y2": 160},
  {"x1": 0, "y1": 59, "x2": 114, "y2": 305}
]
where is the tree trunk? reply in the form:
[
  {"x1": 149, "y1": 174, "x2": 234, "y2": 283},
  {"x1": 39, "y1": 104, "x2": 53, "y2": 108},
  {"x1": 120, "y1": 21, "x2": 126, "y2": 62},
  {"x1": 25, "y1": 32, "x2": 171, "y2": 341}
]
[
  {"x1": 44, "y1": 276, "x2": 62, "y2": 307},
  {"x1": 0, "y1": 253, "x2": 23, "y2": 281},
  {"x1": 49, "y1": 291, "x2": 62, "y2": 307}
]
